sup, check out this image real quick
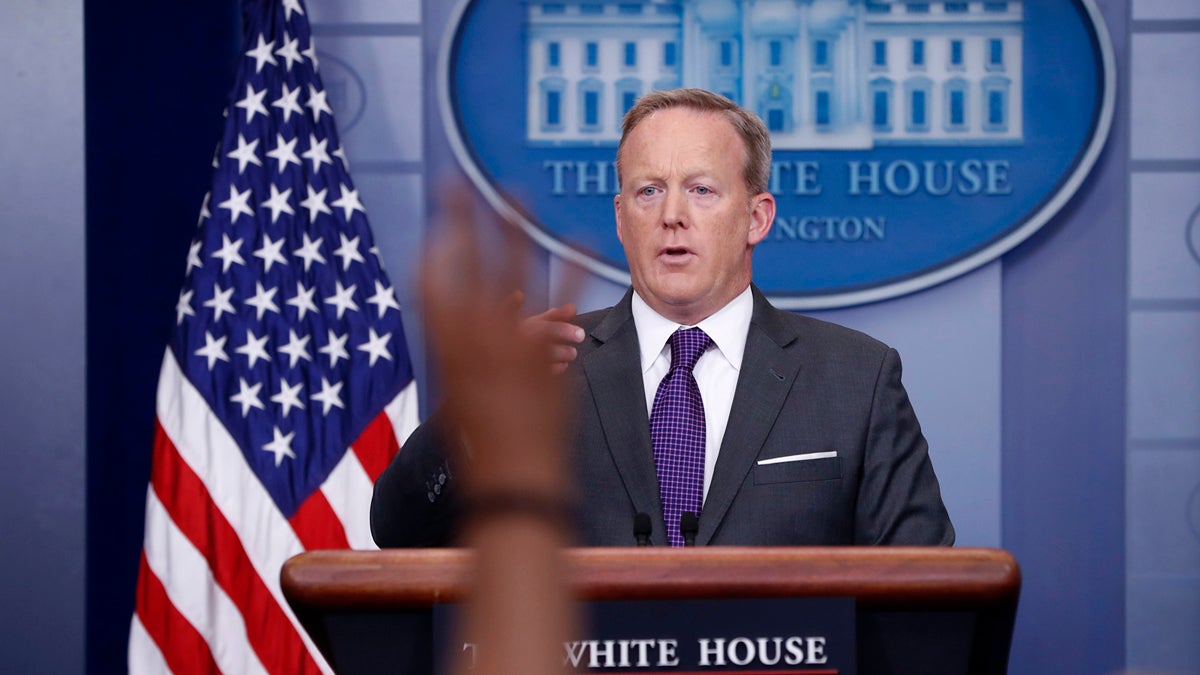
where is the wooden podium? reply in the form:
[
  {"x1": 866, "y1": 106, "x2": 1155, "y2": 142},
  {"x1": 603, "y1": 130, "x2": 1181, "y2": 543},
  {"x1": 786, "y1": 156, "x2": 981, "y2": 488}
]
[{"x1": 282, "y1": 547, "x2": 1019, "y2": 674}]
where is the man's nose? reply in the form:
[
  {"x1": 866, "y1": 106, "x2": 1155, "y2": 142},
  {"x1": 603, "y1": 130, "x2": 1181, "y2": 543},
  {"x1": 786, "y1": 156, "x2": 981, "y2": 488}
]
[{"x1": 661, "y1": 189, "x2": 687, "y2": 229}]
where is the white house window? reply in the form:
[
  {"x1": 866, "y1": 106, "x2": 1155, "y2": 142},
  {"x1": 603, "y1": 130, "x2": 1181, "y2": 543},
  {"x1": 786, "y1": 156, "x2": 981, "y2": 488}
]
[
  {"x1": 982, "y1": 76, "x2": 1010, "y2": 132},
  {"x1": 546, "y1": 42, "x2": 560, "y2": 70},
  {"x1": 911, "y1": 39, "x2": 926, "y2": 68},
  {"x1": 539, "y1": 77, "x2": 566, "y2": 132},
  {"x1": 769, "y1": 39, "x2": 783, "y2": 68},
  {"x1": 624, "y1": 41, "x2": 638, "y2": 68},
  {"x1": 949, "y1": 40, "x2": 964, "y2": 68},
  {"x1": 580, "y1": 3, "x2": 604, "y2": 15},
  {"x1": 945, "y1": 2, "x2": 968, "y2": 12},
  {"x1": 765, "y1": 82, "x2": 791, "y2": 132},
  {"x1": 988, "y1": 39, "x2": 1005, "y2": 70},
  {"x1": 906, "y1": 3, "x2": 930, "y2": 13},
  {"x1": 663, "y1": 42, "x2": 678, "y2": 68},
  {"x1": 584, "y1": 42, "x2": 599, "y2": 70},
  {"x1": 944, "y1": 78, "x2": 968, "y2": 131},
  {"x1": 813, "y1": 39, "x2": 831, "y2": 71},
  {"x1": 812, "y1": 77, "x2": 834, "y2": 128},
  {"x1": 579, "y1": 78, "x2": 604, "y2": 132},
  {"x1": 905, "y1": 77, "x2": 932, "y2": 132},
  {"x1": 871, "y1": 78, "x2": 894, "y2": 132},
  {"x1": 615, "y1": 77, "x2": 641, "y2": 126},
  {"x1": 719, "y1": 39, "x2": 735, "y2": 68}
]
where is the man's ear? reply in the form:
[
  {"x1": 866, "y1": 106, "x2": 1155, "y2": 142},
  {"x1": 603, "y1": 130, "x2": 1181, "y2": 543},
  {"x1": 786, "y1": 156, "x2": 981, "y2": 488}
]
[
  {"x1": 747, "y1": 191, "x2": 775, "y2": 246},
  {"x1": 614, "y1": 194, "x2": 625, "y2": 245}
]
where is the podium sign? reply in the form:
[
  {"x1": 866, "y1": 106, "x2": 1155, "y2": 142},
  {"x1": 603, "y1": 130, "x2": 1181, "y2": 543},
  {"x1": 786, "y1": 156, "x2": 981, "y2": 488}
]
[
  {"x1": 281, "y1": 547, "x2": 1019, "y2": 675},
  {"x1": 437, "y1": 597, "x2": 857, "y2": 674}
]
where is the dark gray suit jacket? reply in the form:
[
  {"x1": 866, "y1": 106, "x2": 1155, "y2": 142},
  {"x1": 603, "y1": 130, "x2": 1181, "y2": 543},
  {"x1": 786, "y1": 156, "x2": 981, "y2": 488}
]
[{"x1": 371, "y1": 286, "x2": 954, "y2": 547}]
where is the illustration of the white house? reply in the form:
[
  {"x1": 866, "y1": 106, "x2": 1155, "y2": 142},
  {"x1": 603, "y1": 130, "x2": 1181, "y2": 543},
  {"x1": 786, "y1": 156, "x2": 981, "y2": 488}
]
[{"x1": 526, "y1": 0, "x2": 1023, "y2": 149}]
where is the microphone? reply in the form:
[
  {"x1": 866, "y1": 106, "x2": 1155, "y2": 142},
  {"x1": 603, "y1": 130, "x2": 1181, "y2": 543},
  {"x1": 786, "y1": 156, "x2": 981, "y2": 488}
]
[
  {"x1": 680, "y1": 512, "x2": 699, "y2": 547},
  {"x1": 634, "y1": 512, "x2": 652, "y2": 546}
]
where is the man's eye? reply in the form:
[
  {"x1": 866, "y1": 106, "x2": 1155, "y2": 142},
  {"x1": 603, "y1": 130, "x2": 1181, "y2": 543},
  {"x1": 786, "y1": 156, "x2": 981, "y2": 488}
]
[
  {"x1": 694, "y1": 186, "x2": 711, "y2": 195},
  {"x1": 639, "y1": 186, "x2": 657, "y2": 196}
]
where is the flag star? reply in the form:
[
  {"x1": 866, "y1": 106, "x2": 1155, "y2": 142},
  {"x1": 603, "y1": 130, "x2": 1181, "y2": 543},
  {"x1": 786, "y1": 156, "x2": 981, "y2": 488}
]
[
  {"x1": 195, "y1": 331, "x2": 230, "y2": 370},
  {"x1": 293, "y1": 233, "x2": 326, "y2": 271},
  {"x1": 230, "y1": 377, "x2": 265, "y2": 417},
  {"x1": 332, "y1": 145, "x2": 348, "y2": 169},
  {"x1": 244, "y1": 282, "x2": 281, "y2": 320},
  {"x1": 203, "y1": 283, "x2": 237, "y2": 321},
  {"x1": 369, "y1": 245, "x2": 383, "y2": 263},
  {"x1": 226, "y1": 133, "x2": 262, "y2": 174},
  {"x1": 211, "y1": 140, "x2": 221, "y2": 168},
  {"x1": 186, "y1": 240, "x2": 204, "y2": 273},
  {"x1": 234, "y1": 329, "x2": 271, "y2": 368},
  {"x1": 262, "y1": 426, "x2": 297, "y2": 466},
  {"x1": 275, "y1": 33, "x2": 304, "y2": 72},
  {"x1": 287, "y1": 281, "x2": 319, "y2": 319},
  {"x1": 302, "y1": 38, "x2": 319, "y2": 70},
  {"x1": 211, "y1": 233, "x2": 246, "y2": 272},
  {"x1": 176, "y1": 288, "x2": 195, "y2": 324},
  {"x1": 254, "y1": 233, "x2": 289, "y2": 272},
  {"x1": 217, "y1": 184, "x2": 255, "y2": 222},
  {"x1": 270, "y1": 379, "x2": 305, "y2": 417},
  {"x1": 282, "y1": 0, "x2": 305, "y2": 20},
  {"x1": 299, "y1": 184, "x2": 332, "y2": 223},
  {"x1": 259, "y1": 184, "x2": 295, "y2": 224},
  {"x1": 366, "y1": 280, "x2": 401, "y2": 318},
  {"x1": 278, "y1": 329, "x2": 312, "y2": 368},
  {"x1": 235, "y1": 83, "x2": 269, "y2": 122},
  {"x1": 301, "y1": 134, "x2": 332, "y2": 173},
  {"x1": 331, "y1": 184, "x2": 366, "y2": 222},
  {"x1": 358, "y1": 328, "x2": 393, "y2": 366},
  {"x1": 197, "y1": 192, "x2": 211, "y2": 225},
  {"x1": 306, "y1": 84, "x2": 332, "y2": 120},
  {"x1": 325, "y1": 281, "x2": 359, "y2": 319},
  {"x1": 272, "y1": 82, "x2": 305, "y2": 124},
  {"x1": 266, "y1": 133, "x2": 301, "y2": 173},
  {"x1": 310, "y1": 377, "x2": 345, "y2": 415},
  {"x1": 245, "y1": 34, "x2": 277, "y2": 73},
  {"x1": 333, "y1": 233, "x2": 365, "y2": 271},
  {"x1": 318, "y1": 329, "x2": 350, "y2": 367}
]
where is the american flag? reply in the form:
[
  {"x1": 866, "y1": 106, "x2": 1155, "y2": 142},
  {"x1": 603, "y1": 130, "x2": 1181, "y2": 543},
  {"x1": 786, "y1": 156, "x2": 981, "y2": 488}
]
[{"x1": 128, "y1": 0, "x2": 418, "y2": 671}]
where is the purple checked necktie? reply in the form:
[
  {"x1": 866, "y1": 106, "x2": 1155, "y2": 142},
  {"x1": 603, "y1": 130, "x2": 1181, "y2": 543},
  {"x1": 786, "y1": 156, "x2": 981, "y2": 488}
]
[{"x1": 651, "y1": 327, "x2": 712, "y2": 547}]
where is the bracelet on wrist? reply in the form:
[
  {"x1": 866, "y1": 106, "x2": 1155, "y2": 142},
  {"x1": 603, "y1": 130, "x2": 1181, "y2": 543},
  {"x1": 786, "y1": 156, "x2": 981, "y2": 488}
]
[{"x1": 462, "y1": 490, "x2": 575, "y2": 530}]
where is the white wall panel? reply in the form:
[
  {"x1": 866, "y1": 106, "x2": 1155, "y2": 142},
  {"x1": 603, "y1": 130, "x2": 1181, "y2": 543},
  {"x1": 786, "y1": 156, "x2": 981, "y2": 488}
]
[{"x1": 1131, "y1": 33, "x2": 1200, "y2": 160}]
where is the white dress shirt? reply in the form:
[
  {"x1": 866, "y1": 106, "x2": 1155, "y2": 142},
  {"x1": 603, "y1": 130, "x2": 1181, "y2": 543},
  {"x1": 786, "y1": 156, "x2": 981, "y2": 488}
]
[{"x1": 631, "y1": 286, "x2": 753, "y2": 503}]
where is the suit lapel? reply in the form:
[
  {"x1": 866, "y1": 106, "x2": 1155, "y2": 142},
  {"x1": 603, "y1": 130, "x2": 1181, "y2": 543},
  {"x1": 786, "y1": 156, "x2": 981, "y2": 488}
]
[
  {"x1": 580, "y1": 293, "x2": 667, "y2": 545},
  {"x1": 697, "y1": 288, "x2": 801, "y2": 545}
]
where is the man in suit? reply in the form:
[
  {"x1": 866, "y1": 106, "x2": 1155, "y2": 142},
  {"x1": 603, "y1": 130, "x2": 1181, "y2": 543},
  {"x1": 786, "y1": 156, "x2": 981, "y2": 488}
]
[{"x1": 371, "y1": 88, "x2": 953, "y2": 548}]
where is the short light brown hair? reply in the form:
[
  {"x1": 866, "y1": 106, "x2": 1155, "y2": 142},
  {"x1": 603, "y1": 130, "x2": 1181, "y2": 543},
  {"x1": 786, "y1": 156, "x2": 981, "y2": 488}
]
[{"x1": 616, "y1": 88, "x2": 772, "y2": 196}]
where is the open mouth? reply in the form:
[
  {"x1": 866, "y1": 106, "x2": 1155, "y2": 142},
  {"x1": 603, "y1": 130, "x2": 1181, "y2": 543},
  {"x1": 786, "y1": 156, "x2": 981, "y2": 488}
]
[{"x1": 660, "y1": 246, "x2": 693, "y2": 260}]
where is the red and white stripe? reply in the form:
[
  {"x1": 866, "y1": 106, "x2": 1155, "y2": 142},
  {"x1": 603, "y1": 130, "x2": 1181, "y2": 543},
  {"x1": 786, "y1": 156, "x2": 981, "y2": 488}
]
[{"x1": 129, "y1": 349, "x2": 418, "y2": 673}]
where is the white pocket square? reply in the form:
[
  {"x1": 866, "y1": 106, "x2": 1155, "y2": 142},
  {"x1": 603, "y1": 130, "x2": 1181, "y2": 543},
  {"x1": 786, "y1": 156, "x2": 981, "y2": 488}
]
[{"x1": 756, "y1": 451, "x2": 838, "y2": 466}]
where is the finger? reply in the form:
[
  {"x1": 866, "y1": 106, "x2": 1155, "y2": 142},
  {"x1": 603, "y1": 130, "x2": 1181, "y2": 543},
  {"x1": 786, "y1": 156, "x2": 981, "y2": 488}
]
[
  {"x1": 550, "y1": 345, "x2": 578, "y2": 364},
  {"x1": 532, "y1": 303, "x2": 577, "y2": 322},
  {"x1": 504, "y1": 289, "x2": 526, "y2": 312},
  {"x1": 528, "y1": 305, "x2": 585, "y2": 344}
]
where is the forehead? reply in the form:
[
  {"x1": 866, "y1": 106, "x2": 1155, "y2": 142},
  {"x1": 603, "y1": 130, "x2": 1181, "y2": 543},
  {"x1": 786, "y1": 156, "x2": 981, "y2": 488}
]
[{"x1": 622, "y1": 108, "x2": 745, "y2": 174}]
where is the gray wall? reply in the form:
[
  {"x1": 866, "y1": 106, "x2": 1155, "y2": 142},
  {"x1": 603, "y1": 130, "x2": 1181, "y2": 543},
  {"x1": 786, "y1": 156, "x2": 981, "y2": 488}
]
[{"x1": 0, "y1": 1, "x2": 86, "y2": 673}]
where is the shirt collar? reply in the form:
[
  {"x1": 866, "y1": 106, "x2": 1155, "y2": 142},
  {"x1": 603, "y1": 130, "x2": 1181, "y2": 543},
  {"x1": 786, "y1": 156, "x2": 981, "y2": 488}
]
[{"x1": 631, "y1": 286, "x2": 754, "y2": 374}]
